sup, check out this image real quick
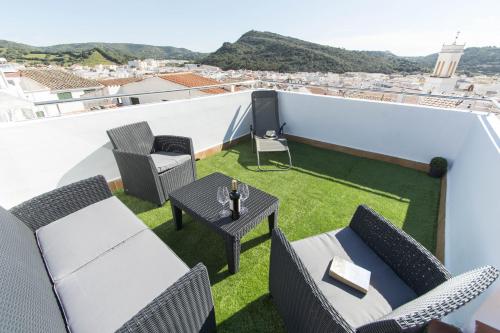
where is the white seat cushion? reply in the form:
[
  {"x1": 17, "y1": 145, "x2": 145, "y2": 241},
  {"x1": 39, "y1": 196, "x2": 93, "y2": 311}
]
[
  {"x1": 36, "y1": 196, "x2": 147, "y2": 281},
  {"x1": 151, "y1": 152, "x2": 191, "y2": 173},
  {"x1": 291, "y1": 227, "x2": 416, "y2": 328},
  {"x1": 54, "y1": 230, "x2": 190, "y2": 333}
]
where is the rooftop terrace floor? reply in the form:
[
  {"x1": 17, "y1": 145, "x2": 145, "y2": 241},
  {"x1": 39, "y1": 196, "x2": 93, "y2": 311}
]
[{"x1": 115, "y1": 139, "x2": 441, "y2": 332}]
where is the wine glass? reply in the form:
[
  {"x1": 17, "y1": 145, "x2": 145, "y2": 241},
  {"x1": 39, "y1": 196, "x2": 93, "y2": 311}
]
[
  {"x1": 217, "y1": 186, "x2": 230, "y2": 218},
  {"x1": 238, "y1": 183, "x2": 249, "y2": 215}
]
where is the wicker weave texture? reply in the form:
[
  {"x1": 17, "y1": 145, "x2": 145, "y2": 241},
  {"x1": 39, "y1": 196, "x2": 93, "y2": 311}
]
[
  {"x1": 107, "y1": 122, "x2": 196, "y2": 206},
  {"x1": 0, "y1": 207, "x2": 67, "y2": 333},
  {"x1": 350, "y1": 205, "x2": 451, "y2": 295},
  {"x1": 169, "y1": 172, "x2": 279, "y2": 273},
  {"x1": 270, "y1": 206, "x2": 499, "y2": 333},
  {"x1": 117, "y1": 263, "x2": 216, "y2": 333},
  {"x1": 270, "y1": 228, "x2": 354, "y2": 333},
  {"x1": 9, "y1": 175, "x2": 112, "y2": 231}
]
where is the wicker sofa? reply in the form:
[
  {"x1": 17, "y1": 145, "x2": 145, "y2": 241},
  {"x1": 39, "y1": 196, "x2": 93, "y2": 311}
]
[
  {"x1": 1, "y1": 175, "x2": 215, "y2": 333},
  {"x1": 107, "y1": 121, "x2": 197, "y2": 206},
  {"x1": 270, "y1": 205, "x2": 499, "y2": 333}
]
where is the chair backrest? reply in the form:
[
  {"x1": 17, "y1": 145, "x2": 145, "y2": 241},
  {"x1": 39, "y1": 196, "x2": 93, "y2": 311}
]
[
  {"x1": 349, "y1": 205, "x2": 451, "y2": 295},
  {"x1": 251, "y1": 90, "x2": 280, "y2": 137},
  {"x1": 107, "y1": 121, "x2": 155, "y2": 154},
  {"x1": 0, "y1": 207, "x2": 67, "y2": 333}
]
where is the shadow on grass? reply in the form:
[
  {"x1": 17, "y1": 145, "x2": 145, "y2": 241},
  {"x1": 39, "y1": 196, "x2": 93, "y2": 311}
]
[
  {"x1": 233, "y1": 139, "x2": 440, "y2": 252},
  {"x1": 217, "y1": 294, "x2": 285, "y2": 333},
  {"x1": 152, "y1": 216, "x2": 270, "y2": 285}
]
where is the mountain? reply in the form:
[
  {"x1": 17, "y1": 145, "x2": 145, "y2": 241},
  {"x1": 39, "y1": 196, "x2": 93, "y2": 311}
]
[
  {"x1": 203, "y1": 31, "x2": 500, "y2": 75},
  {"x1": 410, "y1": 46, "x2": 500, "y2": 75},
  {"x1": 0, "y1": 40, "x2": 206, "y2": 66},
  {"x1": 202, "y1": 30, "x2": 424, "y2": 74}
]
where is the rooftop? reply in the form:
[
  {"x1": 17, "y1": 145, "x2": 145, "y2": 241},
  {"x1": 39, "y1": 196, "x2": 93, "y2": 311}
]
[
  {"x1": 115, "y1": 139, "x2": 440, "y2": 332},
  {"x1": 0, "y1": 89, "x2": 498, "y2": 331},
  {"x1": 97, "y1": 77, "x2": 143, "y2": 87},
  {"x1": 20, "y1": 69, "x2": 102, "y2": 91},
  {"x1": 159, "y1": 72, "x2": 226, "y2": 94}
]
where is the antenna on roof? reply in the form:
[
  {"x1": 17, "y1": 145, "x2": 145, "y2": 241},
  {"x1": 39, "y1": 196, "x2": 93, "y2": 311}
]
[{"x1": 453, "y1": 31, "x2": 460, "y2": 45}]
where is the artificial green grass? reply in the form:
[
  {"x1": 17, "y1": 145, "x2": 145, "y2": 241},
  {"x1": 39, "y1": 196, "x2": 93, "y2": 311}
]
[{"x1": 114, "y1": 140, "x2": 441, "y2": 332}]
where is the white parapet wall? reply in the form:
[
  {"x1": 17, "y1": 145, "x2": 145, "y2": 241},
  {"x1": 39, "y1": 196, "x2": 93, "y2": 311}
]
[
  {"x1": 445, "y1": 115, "x2": 500, "y2": 331},
  {"x1": 277, "y1": 91, "x2": 475, "y2": 164},
  {"x1": 277, "y1": 91, "x2": 500, "y2": 331},
  {"x1": 0, "y1": 91, "x2": 252, "y2": 208},
  {"x1": 0, "y1": 89, "x2": 498, "y2": 330}
]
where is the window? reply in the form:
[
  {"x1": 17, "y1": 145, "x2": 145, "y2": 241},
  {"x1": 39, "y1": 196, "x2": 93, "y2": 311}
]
[
  {"x1": 35, "y1": 111, "x2": 45, "y2": 118},
  {"x1": 84, "y1": 89, "x2": 95, "y2": 94},
  {"x1": 130, "y1": 97, "x2": 140, "y2": 105},
  {"x1": 57, "y1": 92, "x2": 72, "y2": 100}
]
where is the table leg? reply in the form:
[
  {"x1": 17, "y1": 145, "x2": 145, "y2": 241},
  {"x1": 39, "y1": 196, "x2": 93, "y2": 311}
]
[
  {"x1": 172, "y1": 204, "x2": 183, "y2": 230},
  {"x1": 225, "y1": 236, "x2": 241, "y2": 274},
  {"x1": 268, "y1": 210, "x2": 278, "y2": 234}
]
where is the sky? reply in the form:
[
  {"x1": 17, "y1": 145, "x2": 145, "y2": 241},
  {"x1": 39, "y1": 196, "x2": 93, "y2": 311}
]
[{"x1": 2, "y1": 0, "x2": 499, "y2": 56}]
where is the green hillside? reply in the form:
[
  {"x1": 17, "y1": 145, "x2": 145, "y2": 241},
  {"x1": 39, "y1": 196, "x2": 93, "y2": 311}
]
[
  {"x1": 202, "y1": 30, "x2": 424, "y2": 73},
  {"x1": 0, "y1": 40, "x2": 205, "y2": 66}
]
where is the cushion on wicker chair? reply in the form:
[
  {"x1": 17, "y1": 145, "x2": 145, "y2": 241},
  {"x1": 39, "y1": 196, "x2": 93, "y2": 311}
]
[
  {"x1": 54, "y1": 230, "x2": 190, "y2": 333},
  {"x1": 151, "y1": 152, "x2": 192, "y2": 173},
  {"x1": 291, "y1": 227, "x2": 416, "y2": 328},
  {"x1": 36, "y1": 196, "x2": 147, "y2": 282}
]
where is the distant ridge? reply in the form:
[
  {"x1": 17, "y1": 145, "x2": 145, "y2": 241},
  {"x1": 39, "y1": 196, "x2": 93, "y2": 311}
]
[
  {"x1": 2, "y1": 33, "x2": 499, "y2": 74},
  {"x1": 203, "y1": 30, "x2": 500, "y2": 74},
  {"x1": 202, "y1": 30, "x2": 424, "y2": 74},
  {"x1": 0, "y1": 40, "x2": 206, "y2": 66}
]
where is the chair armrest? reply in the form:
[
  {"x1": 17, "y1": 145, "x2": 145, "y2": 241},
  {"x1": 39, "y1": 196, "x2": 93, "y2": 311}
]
[
  {"x1": 270, "y1": 228, "x2": 353, "y2": 333},
  {"x1": 349, "y1": 205, "x2": 451, "y2": 295},
  {"x1": 117, "y1": 263, "x2": 216, "y2": 333},
  {"x1": 358, "y1": 266, "x2": 499, "y2": 333},
  {"x1": 154, "y1": 135, "x2": 194, "y2": 156},
  {"x1": 9, "y1": 175, "x2": 112, "y2": 231},
  {"x1": 279, "y1": 122, "x2": 287, "y2": 135}
]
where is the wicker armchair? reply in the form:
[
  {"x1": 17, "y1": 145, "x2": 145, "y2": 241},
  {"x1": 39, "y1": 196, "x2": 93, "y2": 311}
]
[
  {"x1": 107, "y1": 121, "x2": 197, "y2": 205},
  {"x1": 269, "y1": 205, "x2": 499, "y2": 333}
]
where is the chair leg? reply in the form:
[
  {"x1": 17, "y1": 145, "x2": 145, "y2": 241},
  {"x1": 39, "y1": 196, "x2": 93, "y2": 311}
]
[{"x1": 257, "y1": 150, "x2": 263, "y2": 171}]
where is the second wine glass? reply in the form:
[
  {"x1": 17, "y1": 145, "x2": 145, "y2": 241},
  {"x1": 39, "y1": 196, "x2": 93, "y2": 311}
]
[{"x1": 238, "y1": 183, "x2": 249, "y2": 215}]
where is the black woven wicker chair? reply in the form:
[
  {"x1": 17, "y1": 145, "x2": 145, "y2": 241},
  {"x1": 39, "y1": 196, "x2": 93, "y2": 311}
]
[
  {"x1": 107, "y1": 121, "x2": 197, "y2": 205},
  {"x1": 250, "y1": 90, "x2": 292, "y2": 171},
  {"x1": 270, "y1": 205, "x2": 499, "y2": 333}
]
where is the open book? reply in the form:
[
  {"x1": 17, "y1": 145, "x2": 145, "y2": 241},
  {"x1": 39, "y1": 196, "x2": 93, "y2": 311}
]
[{"x1": 328, "y1": 256, "x2": 371, "y2": 294}]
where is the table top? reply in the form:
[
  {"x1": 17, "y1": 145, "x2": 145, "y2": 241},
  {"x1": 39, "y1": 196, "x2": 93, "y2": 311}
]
[{"x1": 169, "y1": 172, "x2": 279, "y2": 238}]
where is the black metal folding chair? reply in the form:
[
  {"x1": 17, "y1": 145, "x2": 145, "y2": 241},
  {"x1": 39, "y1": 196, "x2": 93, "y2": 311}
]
[{"x1": 250, "y1": 90, "x2": 292, "y2": 171}]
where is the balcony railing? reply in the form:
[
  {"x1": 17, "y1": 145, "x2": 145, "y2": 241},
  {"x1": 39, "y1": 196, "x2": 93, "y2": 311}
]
[{"x1": 4, "y1": 79, "x2": 495, "y2": 123}]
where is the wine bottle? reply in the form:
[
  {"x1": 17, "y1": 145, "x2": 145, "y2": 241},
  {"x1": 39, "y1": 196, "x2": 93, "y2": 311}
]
[{"x1": 229, "y1": 179, "x2": 241, "y2": 220}]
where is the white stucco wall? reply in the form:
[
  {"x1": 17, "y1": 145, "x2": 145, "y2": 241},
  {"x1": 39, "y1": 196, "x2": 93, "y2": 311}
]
[
  {"x1": 277, "y1": 91, "x2": 476, "y2": 164},
  {"x1": 0, "y1": 91, "x2": 252, "y2": 208},
  {"x1": 444, "y1": 115, "x2": 500, "y2": 331},
  {"x1": 118, "y1": 77, "x2": 209, "y2": 105}
]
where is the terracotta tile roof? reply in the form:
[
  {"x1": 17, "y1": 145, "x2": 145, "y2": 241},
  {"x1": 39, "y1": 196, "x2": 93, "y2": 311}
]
[
  {"x1": 159, "y1": 72, "x2": 226, "y2": 94},
  {"x1": 20, "y1": 69, "x2": 102, "y2": 91},
  {"x1": 4, "y1": 72, "x2": 21, "y2": 78},
  {"x1": 419, "y1": 97, "x2": 463, "y2": 108},
  {"x1": 98, "y1": 77, "x2": 143, "y2": 87}
]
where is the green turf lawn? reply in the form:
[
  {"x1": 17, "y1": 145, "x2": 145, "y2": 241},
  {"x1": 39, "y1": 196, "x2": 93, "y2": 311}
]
[{"x1": 114, "y1": 140, "x2": 441, "y2": 332}]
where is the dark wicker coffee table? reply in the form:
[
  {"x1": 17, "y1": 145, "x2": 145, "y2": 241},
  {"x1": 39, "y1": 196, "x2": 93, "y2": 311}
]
[{"x1": 169, "y1": 172, "x2": 279, "y2": 274}]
